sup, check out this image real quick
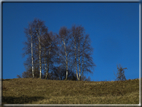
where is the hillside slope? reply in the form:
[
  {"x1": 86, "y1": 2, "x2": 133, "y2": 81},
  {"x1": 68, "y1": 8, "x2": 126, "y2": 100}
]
[{"x1": 2, "y1": 78, "x2": 139, "y2": 104}]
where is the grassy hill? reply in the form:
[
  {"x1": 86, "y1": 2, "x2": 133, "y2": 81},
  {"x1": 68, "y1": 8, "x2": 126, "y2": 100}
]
[{"x1": 2, "y1": 78, "x2": 139, "y2": 104}]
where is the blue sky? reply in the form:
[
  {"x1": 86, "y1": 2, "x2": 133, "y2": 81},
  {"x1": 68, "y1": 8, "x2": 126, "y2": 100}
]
[{"x1": 2, "y1": 2, "x2": 139, "y2": 81}]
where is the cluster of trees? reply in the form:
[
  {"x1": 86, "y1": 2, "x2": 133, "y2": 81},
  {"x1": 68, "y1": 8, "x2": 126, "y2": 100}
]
[{"x1": 17, "y1": 19, "x2": 95, "y2": 81}]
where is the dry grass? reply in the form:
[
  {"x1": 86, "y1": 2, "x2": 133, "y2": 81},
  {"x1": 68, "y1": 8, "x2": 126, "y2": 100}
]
[{"x1": 2, "y1": 78, "x2": 139, "y2": 104}]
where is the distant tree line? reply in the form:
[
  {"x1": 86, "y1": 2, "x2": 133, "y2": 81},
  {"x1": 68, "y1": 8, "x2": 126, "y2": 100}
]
[{"x1": 17, "y1": 19, "x2": 95, "y2": 81}]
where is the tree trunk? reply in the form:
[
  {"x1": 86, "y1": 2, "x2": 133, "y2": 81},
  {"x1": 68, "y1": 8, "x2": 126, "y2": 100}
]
[
  {"x1": 62, "y1": 38, "x2": 68, "y2": 80},
  {"x1": 44, "y1": 47, "x2": 47, "y2": 79},
  {"x1": 74, "y1": 39, "x2": 79, "y2": 80},
  {"x1": 78, "y1": 36, "x2": 81, "y2": 81},
  {"x1": 31, "y1": 35, "x2": 34, "y2": 78},
  {"x1": 81, "y1": 44, "x2": 85, "y2": 78},
  {"x1": 38, "y1": 37, "x2": 42, "y2": 79},
  {"x1": 45, "y1": 64, "x2": 49, "y2": 79}
]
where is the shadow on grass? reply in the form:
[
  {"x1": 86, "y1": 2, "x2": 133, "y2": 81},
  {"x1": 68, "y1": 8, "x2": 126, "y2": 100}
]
[
  {"x1": 2, "y1": 79, "x2": 11, "y2": 81},
  {"x1": 2, "y1": 95, "x2": 45, "y2": 104}
]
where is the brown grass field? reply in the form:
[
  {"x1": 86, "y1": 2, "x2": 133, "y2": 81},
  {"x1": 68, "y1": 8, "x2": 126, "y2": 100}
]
[{"x1": 2, "y1": 78, "x2": 140, "y2": 104}]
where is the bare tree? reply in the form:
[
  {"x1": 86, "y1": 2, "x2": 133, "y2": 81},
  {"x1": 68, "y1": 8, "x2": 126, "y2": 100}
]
[
  {"x1": 76, "y1": 26, "x2": 84, "y2": 80},
  {"x1": 114, "y1": 64, "x2": 127, "y2": 81},
  {"x1": 80, "y1": 34, "x2": 95, "y2": 79},
  {"x1": 57, "y1": 27, "x2": 72, "y2": 80},
  {"x1": 24, "y1": 23, "x2": 37, "y2": 78},
  {"x1": 41, "y1": 31, "x2": 59, "y2": 79},
  {"x1": 40, "y1": 32, "x2": 51, "y2": 79},
  {"x1": 30, "y1": 19, "x2": 48, "y2": 78},
  {"x1": 23, "y1": 19, "x2": 48, "y2": 79},
  {"x1": 71, "y1": 25, "x2": 79, "y2": 80},
  {"x1": 22, "y1": 21, "x2": 95, "y2": 81},
  {"x1": 71, "y1": 25, "x2": 95, "y2": 81}
]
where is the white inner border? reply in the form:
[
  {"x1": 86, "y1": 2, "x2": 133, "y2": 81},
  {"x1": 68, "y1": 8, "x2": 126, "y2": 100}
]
[{"x1": 1, "y1": 0, "x2": 141, "y2": 106}]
